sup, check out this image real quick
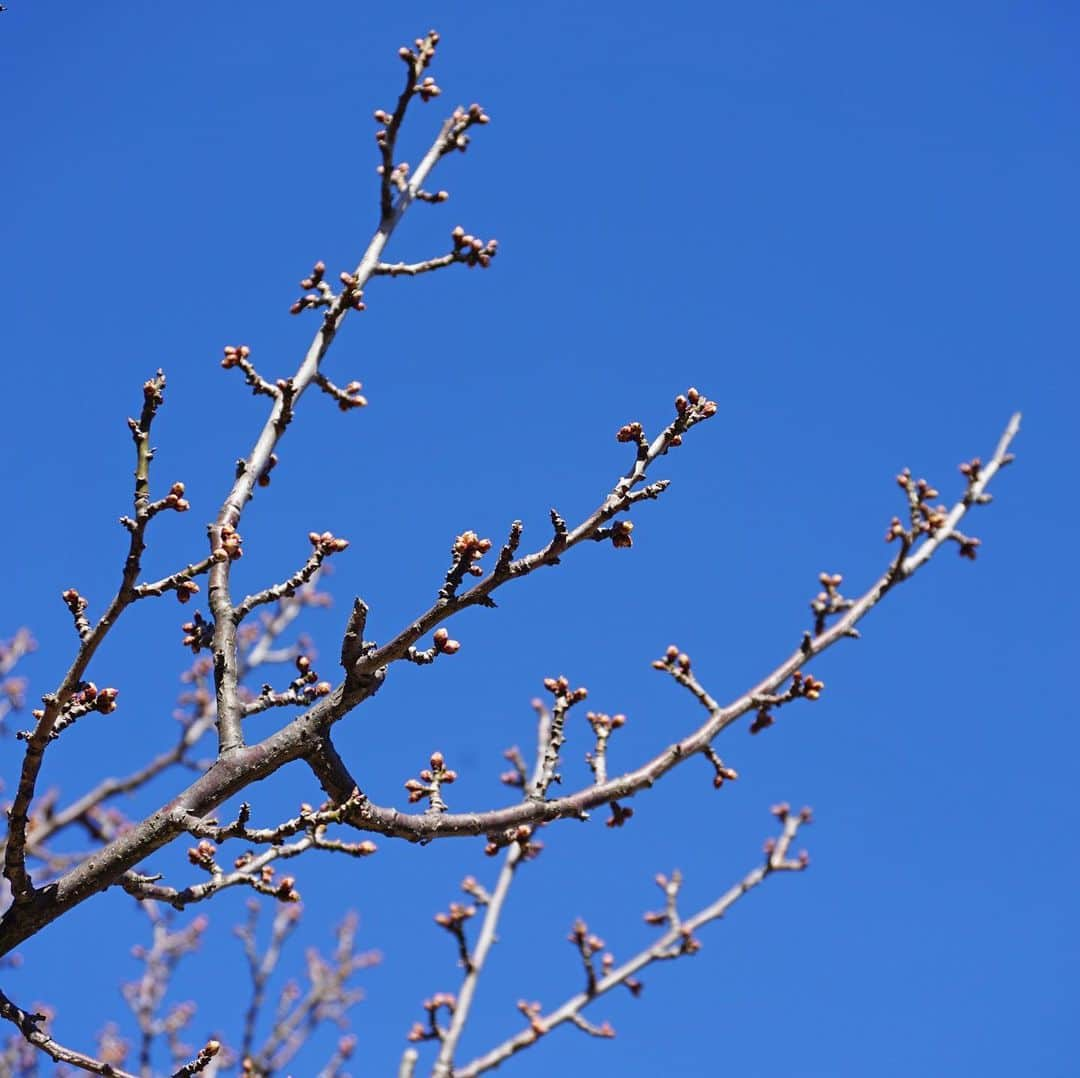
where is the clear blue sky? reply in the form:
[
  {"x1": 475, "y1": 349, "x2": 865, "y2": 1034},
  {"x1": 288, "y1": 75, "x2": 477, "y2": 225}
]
[{"x1": 1, "y1": 3, "x2": 1076, "y2": 1075}]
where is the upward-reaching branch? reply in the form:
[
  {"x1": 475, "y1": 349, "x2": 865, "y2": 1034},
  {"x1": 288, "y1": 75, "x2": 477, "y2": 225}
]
[{"x1": 207, "y1": 30, "x2": 491, "y2": 755}]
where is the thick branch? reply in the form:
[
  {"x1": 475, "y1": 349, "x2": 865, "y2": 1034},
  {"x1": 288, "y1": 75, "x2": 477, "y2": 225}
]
[{"x1": 0, "y1": 416, "x2": 1018, "y2": 957}]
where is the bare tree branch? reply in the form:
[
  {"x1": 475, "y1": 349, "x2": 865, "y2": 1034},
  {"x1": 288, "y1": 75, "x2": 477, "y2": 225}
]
[{"x1": 454, "y1": 810, "x2": 810, "y2": 1077}]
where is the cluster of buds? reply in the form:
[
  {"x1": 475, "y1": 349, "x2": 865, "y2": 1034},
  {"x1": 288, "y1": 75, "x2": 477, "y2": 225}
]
[
  {"x1": 454, "y1": 530, "x2": 492, "y2": 568},
  {"x1": 407, "y1": 990, "x2": 456, "y2": 1043},
  {"x1": 445, "y1": 102, "x2": 491, "y2": 154},
  {"x1": 542, "y1": 675, "x2": 588, "y2": 705},
  {"x1": 399, "y1": 29, "x2": 440, "y2": 69},
  {"x1": 45, "y1": 682, "x2": 118, "y2": 722},
  {"x1": 434, "y1": 899, "x2": 477, "y2": 965},
  {"x1": 607, "y1": 801, "x2": 634, "y2": 828},
  {"x1": 434, "y1": 901, "x2": 476, "y2": 931},
  {"x1": 160, "y1": 481, "x2": 190, "y2": 512},
  {"x1": 432, "y1": 627, "x2": 460, "y2": 655},
  {"x1": 703, "y1": 746, "x2": 738, "y2": 789},
  {"x1": 290, "y1": 260, "x2": 341, "y2": 315},
  {"x1": 771, "y1": 802, "x2": 814, "y2": 824},
  {"x1": 665, "y1": 386, "x2": 719, "y2": 447},
  {"x1": 809, "y1": 571, "x2": 852, "y2": 635},
  {"x1": 568, "y1": 918, "x2": 607, "y2": 985},
  {"x1": 569, "y1": 917, "x2": 603, "y2": 949},
  {"x1": 378, "y1": 158, "x2": 411, "y2": 192},
  {"x1": 958, "y1": 455, "x2": 1003, "y2": 502},
  {"x1": 404, "y1": 626, "x2": 461, "y2": 666},
  {"x1": 61, "y1": 587, "x2": 85, "y2": 611},
  {"x1": 292, "y1": 653, "x2": 332, "y2": 698},
  {"x1": 309, "y1": 530, "x2": 350, "y2": 555},
  {"x1": 219, "y1": 524, "x2": 243, "y2": 561},
  {"x1": 587, "y1": 711, "x2": 626, "y2": 738},
  {"x1": 337, "y1": 270, "x2": 366, "y2": 311},
  {"x1": 35, "y1": 682, "x2": 121, "y2": 737},
  {"x1": 220, "y1": 344, "x2": 251, "y2": 370},
  {"x1": 404, "y1": 750, "x2": 457, "y2": 812},
  {"x1": 245, "y1": 654, "x2": 333, "y2": 713},
  {"x1": 185, "y1": 1042, "x2": 221, "y2": 1073},
  {"x1": 181, "y1": 610, "x2": 213, "y2": 653},
  {"x1": 300, "y1": 260, "x2": 326, "y2": 291},
  {"x1": 450, "y1": 225, "x2": 497, "y2": 268},
  {"x1": 652, "y1": 645, "x2": 692, "y2": 674},
  {"x1": 615, "y1": 420, "x2": 649, "y2": 457},
  {"x1": 336, "y1": 381, "x2": 368, "y2": 410},
  {"x1": 187, "y1": 840, "x2": 217, "y2": 870},
  {"x1": 791, "y1": 670, "x2": 825, "y2": 700},
  {"x1": 414, "y1": 74, "x2": 441, "y2": 101},
  {"x1": 484, "y1": 823, "x2": 543, "y2": 859},
  {"x1": 242, "y1": 863, "x2": 301, "y2": 903},
  {"x1": 439, "y1": 529, "x2": 493, "y2": 599},
  {"x1": 270, "y1": 873, "x2": 300, "y2": 903},
  {"x1": 61, "y1": 587, "x2": 92, "y2": 640},
  {"x1": 748, "y1": 670, "x2": 822, "y2": 734},
  {"x1": 89, "y1": 684, "x2": 119, "y2": 714},
  {"x1": 143, "y1": 373, "x2": 166, "y2": 407},
  {"x1": 516, "y1": 999, "x2": 546, "y2": 1037},
  {"x1": 890, "y1": 468, "x2": 952, "y2": 541}
]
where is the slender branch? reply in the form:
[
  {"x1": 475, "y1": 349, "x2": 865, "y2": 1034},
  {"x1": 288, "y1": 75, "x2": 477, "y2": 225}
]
[
  {"x1": 3, "y1": 373, "x2": 174, "y2": 905},
  {"x1": 233, "y1": 533, "x2": 347, "y2": 623},
  {"x1": 207, "y1": 54, "x2": 486, "y2": 758},
  {"x1": 454, "y1": 812, "x2": 809, "y2": 1077},
  {"x1": 431, "y1": 708, "x2": 551, "y2": 1076},
  {"x1": 135, "y1": 555, "x2": 215, "y2": 602},
  {"x1": 350, "y1": 393, "x2": 717, "y2": 681}
]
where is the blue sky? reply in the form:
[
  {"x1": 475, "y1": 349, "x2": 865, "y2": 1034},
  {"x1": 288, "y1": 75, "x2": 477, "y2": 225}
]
[{"x1": 1, "y1": 2, "x2": 1076, "y2": 1075}]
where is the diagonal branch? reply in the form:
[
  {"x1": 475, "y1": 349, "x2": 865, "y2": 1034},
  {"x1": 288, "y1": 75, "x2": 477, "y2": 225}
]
[
  {"x1": 3, "y1": 372, "x2": 176, "y2": 906},
  {"x1": 348, "y1": 393, "x2": 716, "y2": 683},
  {"x1": 453, "y1": 812, "x2": 809, "y2": 1077},
  {"x1": 0, "y1": 988, "x2": 140, "y2": 1078},
  {"x1": 0, "y1": 415, "x2": 1019, "y2": 958},
  {"x1": 310, "y1": 414, "x2": 1021, "y2": 838}
]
